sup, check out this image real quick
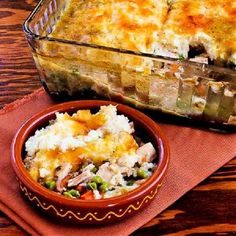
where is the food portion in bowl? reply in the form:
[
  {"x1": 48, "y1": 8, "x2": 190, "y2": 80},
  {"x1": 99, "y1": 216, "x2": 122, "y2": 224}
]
[
  {"x1": 12, "y1": 101, "x2": 169, "y2": 224},
  {"x1": 24, "y1": 105, "x2": 157, "y2": 200}
]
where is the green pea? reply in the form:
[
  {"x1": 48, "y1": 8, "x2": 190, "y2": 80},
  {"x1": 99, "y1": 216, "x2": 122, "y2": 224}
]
[
  {"x1": 92, "y1": 175, "x2": 103, "y2": 184},
  {"x1": 68, "y1": 189, "x2": 80, "y2": 197},
  {"x1": 45, "y1": 180, "x2": 56, "y2": 190},
  {"x1": 137, "y1": 169, "x2": 148, "y2": 179},
  {"x1": 63, "y1": 189, "x2": 80, "y2": 198},
  {"x1": 178, "y1": 54, "x2": 185, "y2": 60},
  {"x1": 99, "y1": 182, "x2": 109, "y2": 192},
  {"x1": 63, "y1": 192, "x2": 73, "y2": 198},
  {"x1": 91, "y1": 166, "x2": 98, "y2": 173},
  {"x1": 87, "y1": 182, "x2": 97, "y2": 190},
  {"x1": 127, "y1": 180, "x2": 135, "y2": 186}
]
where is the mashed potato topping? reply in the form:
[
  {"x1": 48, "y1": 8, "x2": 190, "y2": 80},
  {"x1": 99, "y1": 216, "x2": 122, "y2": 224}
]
[
  {"x1": 51, "y1": 0, "x2": 236, "y2": 64},
  {"x1": 24, "y1": 105, "x2": 157, "y2": 199}
]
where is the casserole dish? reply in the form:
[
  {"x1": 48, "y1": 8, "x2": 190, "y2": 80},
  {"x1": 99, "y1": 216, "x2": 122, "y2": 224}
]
[
  {"x1": 23, "y1": 0, "x2": 236, "y2": 130},
  {"x1": 11, "y1": 100, "x2": 170, "y2": 224}
]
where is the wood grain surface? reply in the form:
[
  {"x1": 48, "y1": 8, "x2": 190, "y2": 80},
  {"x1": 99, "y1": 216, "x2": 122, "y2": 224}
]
[
  {"x1": 0, "y1": 0, "x2": 236, "y2": 235},
  {"x1": 0, "y1": 0, "x2": 41, "y2": 107}
]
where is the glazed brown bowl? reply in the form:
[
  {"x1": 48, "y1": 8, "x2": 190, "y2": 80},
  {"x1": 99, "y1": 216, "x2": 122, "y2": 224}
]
[{"x1": 11, "y1": 100, "x2": 170, "y2": 224}]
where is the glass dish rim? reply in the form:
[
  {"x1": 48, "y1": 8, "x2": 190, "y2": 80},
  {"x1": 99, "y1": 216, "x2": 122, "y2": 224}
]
[{"x1": 22, "y1": 0, "x2": 236, "y2": 75}]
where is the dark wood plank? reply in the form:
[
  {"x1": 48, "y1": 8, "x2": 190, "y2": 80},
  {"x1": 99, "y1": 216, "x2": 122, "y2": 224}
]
[
  {"x1": 0, "y1": 0, "x2": 235, "y2": 235},
  {"x1": 0, "y1": 0, "x2": 41, "y2": 109}
]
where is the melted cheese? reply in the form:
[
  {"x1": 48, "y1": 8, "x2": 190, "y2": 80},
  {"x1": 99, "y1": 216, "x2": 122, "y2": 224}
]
[
  {"x1": 51, "y1": 0, "x2": 168, "y2": 53},
  {"x1": 50, "y1": 0, "x2": 236, "y2": 64},
  {"x1": 25, "y1": 105, "x2": 137, "y2": 181},
  {"x1": 29, "y1": 132, "x2": 138, "y2": 180},
  {"x1": 162, "y1": 0, "x2": 236, "y2": 61}
]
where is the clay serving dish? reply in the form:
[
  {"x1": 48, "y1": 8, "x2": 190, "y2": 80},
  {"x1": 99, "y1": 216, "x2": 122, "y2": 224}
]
[{"x1": 11, "y1": 100, "x2": 170, "y2": 224}]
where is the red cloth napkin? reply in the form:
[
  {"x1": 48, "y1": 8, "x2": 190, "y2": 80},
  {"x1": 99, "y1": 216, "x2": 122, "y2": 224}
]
[{"x1": 0, "y1": 88, "x2": 235, "y2": 236}]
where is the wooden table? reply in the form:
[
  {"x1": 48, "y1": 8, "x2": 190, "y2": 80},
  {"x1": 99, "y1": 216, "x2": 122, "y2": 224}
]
[{"x1": 0, "y1": 1, "x2": 236, "y2": 235}]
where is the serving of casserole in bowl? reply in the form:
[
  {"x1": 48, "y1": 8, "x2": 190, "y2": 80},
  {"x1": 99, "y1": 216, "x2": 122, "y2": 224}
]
[
  {"x1": 11, "y1": 100, "x2": 169, "y2": 224},
  {"x1": 23, "y1": 0, "x2": 236, "y2": 129}
]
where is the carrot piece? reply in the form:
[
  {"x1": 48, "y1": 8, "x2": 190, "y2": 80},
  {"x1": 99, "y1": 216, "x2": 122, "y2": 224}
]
[
  {"x1": 80, "y1": 190, "x2": 94, "y2": 200},
  {"x1": 170, "y1": 63, "x2": 179, "y2": 73}
]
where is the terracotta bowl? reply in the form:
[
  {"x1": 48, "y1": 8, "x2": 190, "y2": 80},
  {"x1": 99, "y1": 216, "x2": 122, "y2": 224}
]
[{"x1": 11, "y1": 100, "x2": 170, "y2": 224}]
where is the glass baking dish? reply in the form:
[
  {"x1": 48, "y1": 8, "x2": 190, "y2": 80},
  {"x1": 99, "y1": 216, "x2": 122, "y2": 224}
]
[{"x1": 23, "y1": 0, "x2": 236, "y2": 130}]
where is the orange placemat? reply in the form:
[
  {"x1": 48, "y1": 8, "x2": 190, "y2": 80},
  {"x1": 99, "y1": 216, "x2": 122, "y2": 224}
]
[{"x1": 0, "y1": 88, "x2": 235, "y2": 236}]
